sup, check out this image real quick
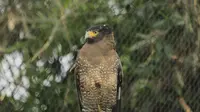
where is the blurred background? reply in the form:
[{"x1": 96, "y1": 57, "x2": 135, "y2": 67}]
[{"x1": 0, "y1": 0, "x2": 200, "y2": 112}]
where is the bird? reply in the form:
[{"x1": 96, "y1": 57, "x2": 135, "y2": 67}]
[{"x1": 71, "y1": 24, "x2": 123, "y2": 112}]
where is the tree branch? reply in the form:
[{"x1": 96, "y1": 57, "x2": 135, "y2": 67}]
[
  {"x1": 54, "y1": 0, "x2": 73, "y2": 50},
  {"x1": 27, "y1": 21, "x2": 60, "y2": 63},
  {"x1": 178, "y1": 97, "x2": 192, "y2": 112}
]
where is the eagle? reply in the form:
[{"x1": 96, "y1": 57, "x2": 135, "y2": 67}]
[{"x1": 71, "y1": 25, "x2": 123, "y2": 112}]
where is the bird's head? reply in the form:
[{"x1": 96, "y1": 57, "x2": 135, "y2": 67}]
[{"x1": 85, "y1": 24, "x2": 114, "y2": 44}]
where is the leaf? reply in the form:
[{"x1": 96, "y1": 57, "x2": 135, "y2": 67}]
[
  {"x1": 171, "y1": 11, "x2": 185, "y2": 26},
  {"x1": 0, "y1": 94, "x2": 5, "y2": 101},
  {"x1": 136, "y1": 33, "x2": 150, "y2": 39},
  {"x1": 173, "y1": 68, "x2": 184, "y2": 96},
  {"x1": 152, "y1": 20, "x2": 166, "y2": 29},
  {"x1": 80, "y1": 36, "x2": 86, "y2": 44},
  {"x1": 164, "y1": 44, "x2": 174, "y2": 58}
]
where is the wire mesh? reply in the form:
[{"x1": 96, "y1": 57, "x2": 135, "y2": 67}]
[{"x1": 0, "y1": 0, "x2": 200, "y2": 112}]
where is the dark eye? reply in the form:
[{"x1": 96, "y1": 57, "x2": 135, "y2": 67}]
[{"x1": 94, "y1": 31, "x2": 98, "y2": 34}]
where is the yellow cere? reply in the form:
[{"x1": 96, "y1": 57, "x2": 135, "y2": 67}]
[{"x1": 88, "y1": 31, "x2": 98, "y2": 38}]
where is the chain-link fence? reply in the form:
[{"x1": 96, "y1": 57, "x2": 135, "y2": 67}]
[{"x1": 0, "y1": 0, "x2": 200, "y2": 112}]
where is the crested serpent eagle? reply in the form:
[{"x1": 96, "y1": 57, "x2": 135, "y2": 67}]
[{"x1": 71, "y1": 25, "x2": 123, "y2": 112}]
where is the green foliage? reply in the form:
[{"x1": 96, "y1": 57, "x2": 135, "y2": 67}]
[{"x1": 0, "y1": 0, "x2": 200, "y2": 112}]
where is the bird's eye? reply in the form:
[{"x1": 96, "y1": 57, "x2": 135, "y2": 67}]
[{"x1": 93, "y1": 31, "x2": 98, "y2": 34}]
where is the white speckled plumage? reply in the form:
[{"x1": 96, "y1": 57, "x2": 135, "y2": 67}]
[{"x1": 72, "y1": 25, "x2": 123, "y2": 112}]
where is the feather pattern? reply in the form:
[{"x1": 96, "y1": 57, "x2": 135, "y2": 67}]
[{"x1": 71, "y1": 25, "x2": 122, "y2": 112}]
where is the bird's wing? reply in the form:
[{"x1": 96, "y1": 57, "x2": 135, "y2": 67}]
[
  {"x1": 70, "y1": 53, "x2": 83, "y2": 111},
  {"x1": 116, "y1": 56, "x2": 123, "y2": 112},
  {"x1": 69, "y1": 50, "x2": 79, "y2": 72},
  {"x1": 74, "y1": 64, "x2": 84, "y2": 111}
]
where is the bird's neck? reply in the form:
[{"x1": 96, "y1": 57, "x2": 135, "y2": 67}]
[
  {"x1": 81, "y1": 40, "x2": 115, "y2": 57},
  {"x1": 89, "y1": 40, "x2": 115, "y2": 51}
]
